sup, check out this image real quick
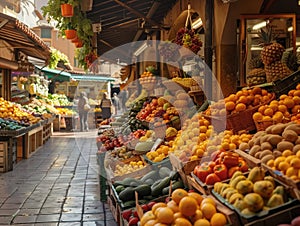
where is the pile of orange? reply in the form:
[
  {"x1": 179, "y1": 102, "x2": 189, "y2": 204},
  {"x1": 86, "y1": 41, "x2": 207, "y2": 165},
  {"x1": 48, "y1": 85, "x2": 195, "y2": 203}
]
[
  {"x1": 204, "y1": 87, "x2": 273, "y2": 117},
  {"x1": 252, "y1": 83, "x2": 300, "y2": 124},
  {"x1": 140, "y1": 188, "x2": 227, "y2": 226}
]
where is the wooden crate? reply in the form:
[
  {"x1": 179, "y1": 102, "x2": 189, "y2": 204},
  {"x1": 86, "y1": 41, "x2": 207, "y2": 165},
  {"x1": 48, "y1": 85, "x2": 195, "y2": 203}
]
[
  {"x1": 24, "y1": 126, "x2": 43, "y2": 158},
  {"x1": 43, "y1": 122, "x2": 52, "y2": 144},
  {"x1": 0, "y1": 142, "x2": 8, "y2": 172},
  {"x1": 107, "y1": 195, "x2": 121, "y2": 226},
  {"x1": 53, "y1": 115, "x2": 61, "y2": 131}
]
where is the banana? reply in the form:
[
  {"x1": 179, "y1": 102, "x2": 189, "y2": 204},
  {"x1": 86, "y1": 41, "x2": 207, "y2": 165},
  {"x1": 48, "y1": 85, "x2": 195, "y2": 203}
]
[
  {"x1": 221, "y1": 187, "x2": 236, "y2": 198},
  {"x1": 229, "y1": 193, "x2": 244, "y2": 204},
  {"x1": 230, "y1": 171, "x2": 244, "y2": 183},
  {"x1": 219, "y1": 183, "x2": 230, "y2": 195},
  {"x1": 214, "y1": 182, "x2": 224, "y2": 193},
  {"x1": 229, "y1": 175, "x2": 247, "y2": 189},
  {"x1": 226, "y1": 189, "x2": 239, "y2": 200}
]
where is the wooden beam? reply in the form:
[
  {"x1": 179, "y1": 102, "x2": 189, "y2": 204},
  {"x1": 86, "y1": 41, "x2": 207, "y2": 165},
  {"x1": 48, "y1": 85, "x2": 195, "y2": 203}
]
[
  {"x1": 0, "y1": 19, "x2": 8, "y2": 30},
  {"x1": 113, "y1": 0, "x2": 166, "y2": 30}
]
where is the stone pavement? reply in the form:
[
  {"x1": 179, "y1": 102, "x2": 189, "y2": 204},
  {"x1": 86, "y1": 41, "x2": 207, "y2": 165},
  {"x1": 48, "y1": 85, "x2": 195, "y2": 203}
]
[{"x1": 0, "y1": 130, "x2": 117, "y2": 226}]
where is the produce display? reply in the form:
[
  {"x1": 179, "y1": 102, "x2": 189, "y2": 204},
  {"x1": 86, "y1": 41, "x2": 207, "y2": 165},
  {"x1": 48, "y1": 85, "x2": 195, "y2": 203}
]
[
  {"x1": 204, "y1": 87, "x2": 273, "y2": 117},
  {"x1": 213, "y1": 167, "x2": 295, "y2": 217},
  {"x1": 193, "y1": 151, "x2": 249, "y2": 186},
  {"x1": 97, "y1": 68, "x2": 300, "y2": 226},
  {"x1": 0, "y1": 98, "x2": 40, "y2": 125},
  {"x1": 56, "y1": 108, "x2": 77, "y2": 116},
  {"x1": 39, "y1": 93, "x2": 72, "y2": 106}
]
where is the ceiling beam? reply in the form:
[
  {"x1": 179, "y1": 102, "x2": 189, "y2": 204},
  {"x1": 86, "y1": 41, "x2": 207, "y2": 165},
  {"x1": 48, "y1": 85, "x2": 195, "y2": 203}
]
[
  {"x1": 0, "y1": 19, "x2": 9, "y2": 30},
  {"x1": 113, "y1": 0, "x2": 166, "y2": 30},
  {"x1": 133, "y1": 1, "x2": 161, "y2": 41}
]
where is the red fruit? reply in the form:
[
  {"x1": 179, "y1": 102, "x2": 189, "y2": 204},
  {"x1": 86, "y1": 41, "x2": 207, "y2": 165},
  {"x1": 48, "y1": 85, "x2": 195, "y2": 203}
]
[
  {"x1": 121, "y1": 209, "x2": 132, "y2": 221},
  {"x1": 132, "y1": 210, "x2": 139, "y2": 218},
  {"x1": 141, "y1": 204, "x2": 149, "y2": 212},
  {"x1": 147, "y1": 201, "x2": 156, "y2": 210},
  {"x1": 128, "y1": 217, "x2": 139, "y2": 225}
]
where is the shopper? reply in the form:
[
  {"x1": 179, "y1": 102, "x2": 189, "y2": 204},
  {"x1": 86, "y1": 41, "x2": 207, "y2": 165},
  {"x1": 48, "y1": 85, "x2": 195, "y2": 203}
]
[
  {"x1": 100, "y1": 93, "x2": 112, "y2": 119},
  {"x1": 112, "y1": 92, "x2": 121, "y2": 115},
  {"x1": 78, "y1": 91, "x2": 90, "y2": 132}
]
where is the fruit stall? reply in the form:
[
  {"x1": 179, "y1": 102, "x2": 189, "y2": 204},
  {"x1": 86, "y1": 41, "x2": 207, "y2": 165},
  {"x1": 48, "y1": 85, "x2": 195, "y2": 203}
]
[{"x1": 94, "y1": 62, "x2": 300, "y2": 226}]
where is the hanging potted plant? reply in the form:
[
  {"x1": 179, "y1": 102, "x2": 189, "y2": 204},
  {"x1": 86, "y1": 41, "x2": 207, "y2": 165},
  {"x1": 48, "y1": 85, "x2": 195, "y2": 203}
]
[
  {"x1": 61, "y1": 2, "x2": 73, "y2": 17},
  {"x1": 64, "y1": 22, "x2": 77, "y2": 39}
]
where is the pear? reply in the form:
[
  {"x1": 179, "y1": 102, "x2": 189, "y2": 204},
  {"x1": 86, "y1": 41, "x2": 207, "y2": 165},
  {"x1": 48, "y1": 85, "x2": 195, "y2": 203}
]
[
  {"x1": 266, "y1": 194, "x2": 284, "y2": 208},
  {"x1": 248, "y1": 167, "x2": 265, "y2": 183}
]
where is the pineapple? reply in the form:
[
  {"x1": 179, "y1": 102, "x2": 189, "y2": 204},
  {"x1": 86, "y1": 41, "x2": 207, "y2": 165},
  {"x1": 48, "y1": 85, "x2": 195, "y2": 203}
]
[
  {"x1": 259, "y1": 27, "x2": 291, "y2": 82},
  {"x1": 282, "y1": 51, "x2": 300, "y2": 72},
  {"x1": 265, "y1": 61, "x2": 292, "y2": 82},
  {"x1": 260, "y1": 28, "x2": 285, "y2": 65},
  {"x1": 246, "y1": 57, "x2": 266, "y2": 86}
]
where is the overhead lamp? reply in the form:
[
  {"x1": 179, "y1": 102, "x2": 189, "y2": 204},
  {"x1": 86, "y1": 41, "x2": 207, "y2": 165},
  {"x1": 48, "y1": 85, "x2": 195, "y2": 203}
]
[
  {"x1": 252, "y1": 21, "x2": 267, "y2": 30},
  {"x1": 192, "y1": 18, "x2": 203, "y2": 29},
  {"x1": 133, "y1": 42, "x2": 149, "y2": 56},
  {"x1": 288, "y1": 26, "x2": 293, "y2": 32}
]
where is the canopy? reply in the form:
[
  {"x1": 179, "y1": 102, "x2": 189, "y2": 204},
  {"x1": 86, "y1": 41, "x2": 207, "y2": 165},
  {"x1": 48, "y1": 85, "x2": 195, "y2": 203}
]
[
  {"x1": 35, "y1": 66, "x2": 72, "y2": 82},
  {"x1": 71, "y1": 74, "x2": 116, "y2": 82}
]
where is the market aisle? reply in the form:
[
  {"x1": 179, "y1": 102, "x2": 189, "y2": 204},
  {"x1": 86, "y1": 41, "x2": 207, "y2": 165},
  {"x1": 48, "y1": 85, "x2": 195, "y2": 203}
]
[{"x1": 0, "y1": 130, "x2": 117, "y2": 226}]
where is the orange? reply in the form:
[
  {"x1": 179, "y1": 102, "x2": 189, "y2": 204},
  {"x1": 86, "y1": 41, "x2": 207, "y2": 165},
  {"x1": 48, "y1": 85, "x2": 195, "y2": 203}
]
[
  {"x1": 264, "y1": 107, "x2": 274, "y2": 117},
  {"x1": 225, "y1": 101, "x2": 236, "y2": 111},
  {"x1": 278, "y1": 161, "x2": 290, "y2": 172},
  {"x1": 280, "y1": 94, "x2": 288, "y2": 100},
  {"x1": 238, "y1": 95, "x2": 248, "y2": 104},
  {"x1": 201, "y1": 197, "x2": 216, "y2": 207},
  {"x1": 269, "y1": 103, "x2": 278, "y2": 112},
  {"x1": 156, "y1": 207, "x2": 174, "y2": 224},
  {"x1": 194, "y1": 218, "x2": 211, "y2": 226},
  {"x1": 272, "y1": 111, "x2": 284, "y2": 123},
  {"x1": 252, "y1": 87, "x2": 262, "y2": 95},
  {"x1": 140, "y1": 211, "x2": 156, "y2": 226},
  {"x1": 179, "y1": 196, "x2": 198, "y2": 217},
  {"x1": 190, "y1": 209, "x2": 203, "y2": 223},
  {"x1": 293, "y1": 90, "x2": 300, "y2": 97},
  {"x1": 283, "y1": 97, "x2": 295, "y2": 109},
  {"x1": 173, "y1": 212, "x2": 184, "y2": 220},
  {"x1": 174, "y1": 217, "x2": 192, "y2": 226},
  {"x1": 282, "y1": 149, "x2": 293, "y2": 157},
  {"x1": 201, "y1": 203, "x2": 217, "y2": 220},
  {"x1": 252, "y1": 112, "x2": 263, "y2": 121},
  {"x1": 292, "y1": 105, "x2": 300, "y2": 114},
  {"x1": 258, "y1": 105, "x2": 267, "y2": 114},
  {"x1": 296, "y1": 84, "x2": 300, "y2": 90},
  {"x1": 235, "y1": 103, "x2": 246, "y2": 112},
  {"x1": 144, "y1": 219, "x2": 157, "y2": 226},
  {"x1": 167, "y1": 200, "x2": 179, "y2": 213},
  {"x1": 154, "y1": 223, "x2": 168, "y2": 226},
  {"x1": 188, "y1": 192, "x2": 204, "y2": 206},
  {"x1": 210, "y1": 213, "x2": 227, "y2": 226},
  {"x1": 293, "y1": 96, "x2": 300, "y2": 105},
  {"x1": 152, "y1": 202, "x2": 167, "y2": 214},
  {"x1": 286, "y1": 167, "x2": 299, "y2": 178},
  {"x1": 172, "y1": 189, "x2": 188, "y2": 205}
]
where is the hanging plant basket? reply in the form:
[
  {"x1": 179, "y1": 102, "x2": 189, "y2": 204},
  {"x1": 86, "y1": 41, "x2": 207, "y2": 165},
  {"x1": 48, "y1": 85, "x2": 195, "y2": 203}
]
[
  {"x1": 71, "y1": 36, "x2": 79, "y2": 43},
  {"x1": 65, "y1": 29, "x2": 77, "y2": 39},
  {"x1": 75, "y1": 40, "x2": 83, "y2": 48},
  {"x1": 61, "y1": 3, "x2": 74, "y2": 17}
]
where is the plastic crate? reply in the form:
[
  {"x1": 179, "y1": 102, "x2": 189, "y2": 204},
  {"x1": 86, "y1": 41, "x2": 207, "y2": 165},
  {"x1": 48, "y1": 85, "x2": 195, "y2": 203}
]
[{"x1": 272, "y1": 70, "x2": 300, "y2": 98}]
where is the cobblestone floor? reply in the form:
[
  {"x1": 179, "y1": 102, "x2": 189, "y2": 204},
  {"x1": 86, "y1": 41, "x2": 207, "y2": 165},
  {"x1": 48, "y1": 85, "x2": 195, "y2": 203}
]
[{"x1": 0, "y1": 130, "x2": 117, "y2": 226}]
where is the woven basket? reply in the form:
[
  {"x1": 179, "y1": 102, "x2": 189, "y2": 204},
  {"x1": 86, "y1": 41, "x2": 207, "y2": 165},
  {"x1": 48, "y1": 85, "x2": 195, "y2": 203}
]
[{"x1": 255, "y1": 118, "x2": 290, "y2": 131}]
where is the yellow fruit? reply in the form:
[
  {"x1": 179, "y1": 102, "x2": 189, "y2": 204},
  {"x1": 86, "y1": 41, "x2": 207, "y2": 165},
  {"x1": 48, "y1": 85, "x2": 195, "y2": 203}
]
[
  {"x1": 201, "y1": 203, "x2": 216, "y2": 220},
  {"x1": 282, "y1": 149, "x2": 293, "y2": 157},
  {"x1": 267, "y1": 159, "x2": 275, "y2": 168},
  {"x1": 290, "y1": 158, "x2": 300, "y2": 169},
  {"x1": 286, "y1": 167, "x2": 299, "y2": 178},
  {"x1": 274, "y1": 156, "x2": 286, "y2": 168},
  {"x1": 278, "y1": 161, "x2": 290, "y2": 172},
  {"x1": 179, "y1": 196, "x2": 198, "y2": 217},
  {"x1": 156, "y1": 207, "x2": 174, "y2": 224},
  {"x1": 210, "y1": 213, "x2": 227, "y2": 226},
  {"x1": 194, "y1": 219, "x2": 210, "y2": 226}
]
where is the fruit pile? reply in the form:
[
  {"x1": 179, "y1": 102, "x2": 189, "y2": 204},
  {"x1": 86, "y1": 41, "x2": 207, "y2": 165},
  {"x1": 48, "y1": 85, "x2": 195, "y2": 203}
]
[
  {"x1": 56, "y1": 108, "x2": 76, "y2": 116},
  {"x1": 173, "y1": 27, "x2": 203, "y2": 54},
  {"x1": 193, "y1": 151, "x2": 249, "y2": 185},
  {"x1": 213, "y1": 167, "x2": 289, "y2": 216},
  {"x1": 241, "y1": 122, "x2": 300, "y2": 164},
  {"x1": 114, "y1": 160, "x2": 147, "y2": 177},
  {"x1": 204, "y1": 87, "x2": 273, "y2": 117},
  {"x1": 0, "y1": 98, "x2": 39, "y2": 125},
  {"x1": 252, "y1": 83, "x2": 300, "y2": 126},
  {"x1": 139, "y1": 66, "x2": 157, "y2": 87},
  {"x1": 267, "y1": 149, "x2": 300, "y2": 182},
  {"x1": 139, "y1": 188, "x2": 227, "y2": 226}
]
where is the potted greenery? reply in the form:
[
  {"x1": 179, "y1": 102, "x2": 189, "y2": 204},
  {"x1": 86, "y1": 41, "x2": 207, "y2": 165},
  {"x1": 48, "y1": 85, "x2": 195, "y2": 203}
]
[{"x1": 42, "y1": 0, "x2": 94, "y2": 70}]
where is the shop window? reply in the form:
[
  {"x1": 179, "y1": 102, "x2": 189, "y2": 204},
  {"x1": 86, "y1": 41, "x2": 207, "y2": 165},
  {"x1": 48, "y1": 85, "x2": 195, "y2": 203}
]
[{"x1": 41, "y1": 28, "x2": 52, "y2": 39}]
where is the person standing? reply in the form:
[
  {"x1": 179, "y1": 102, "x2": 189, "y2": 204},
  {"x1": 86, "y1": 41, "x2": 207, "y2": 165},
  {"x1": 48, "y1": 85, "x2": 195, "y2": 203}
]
[
  {"x1": 112, "y1": 92, "x2": 121, "y2": 115},
  {"x1": 78, "y1": 91, "x2": 90, "y2": 132},
  {"x1": 100, "y1": 93, "x2": 112, "y2": 119}
]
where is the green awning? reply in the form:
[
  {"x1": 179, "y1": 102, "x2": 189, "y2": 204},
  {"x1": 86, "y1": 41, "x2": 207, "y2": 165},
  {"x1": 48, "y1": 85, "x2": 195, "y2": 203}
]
[
  {"x1": 71, "y1": 74, "x2": 116, "y2": 82},
  {"x1": 35, "y1": 66, "x2": 72, "y2": 82}
]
